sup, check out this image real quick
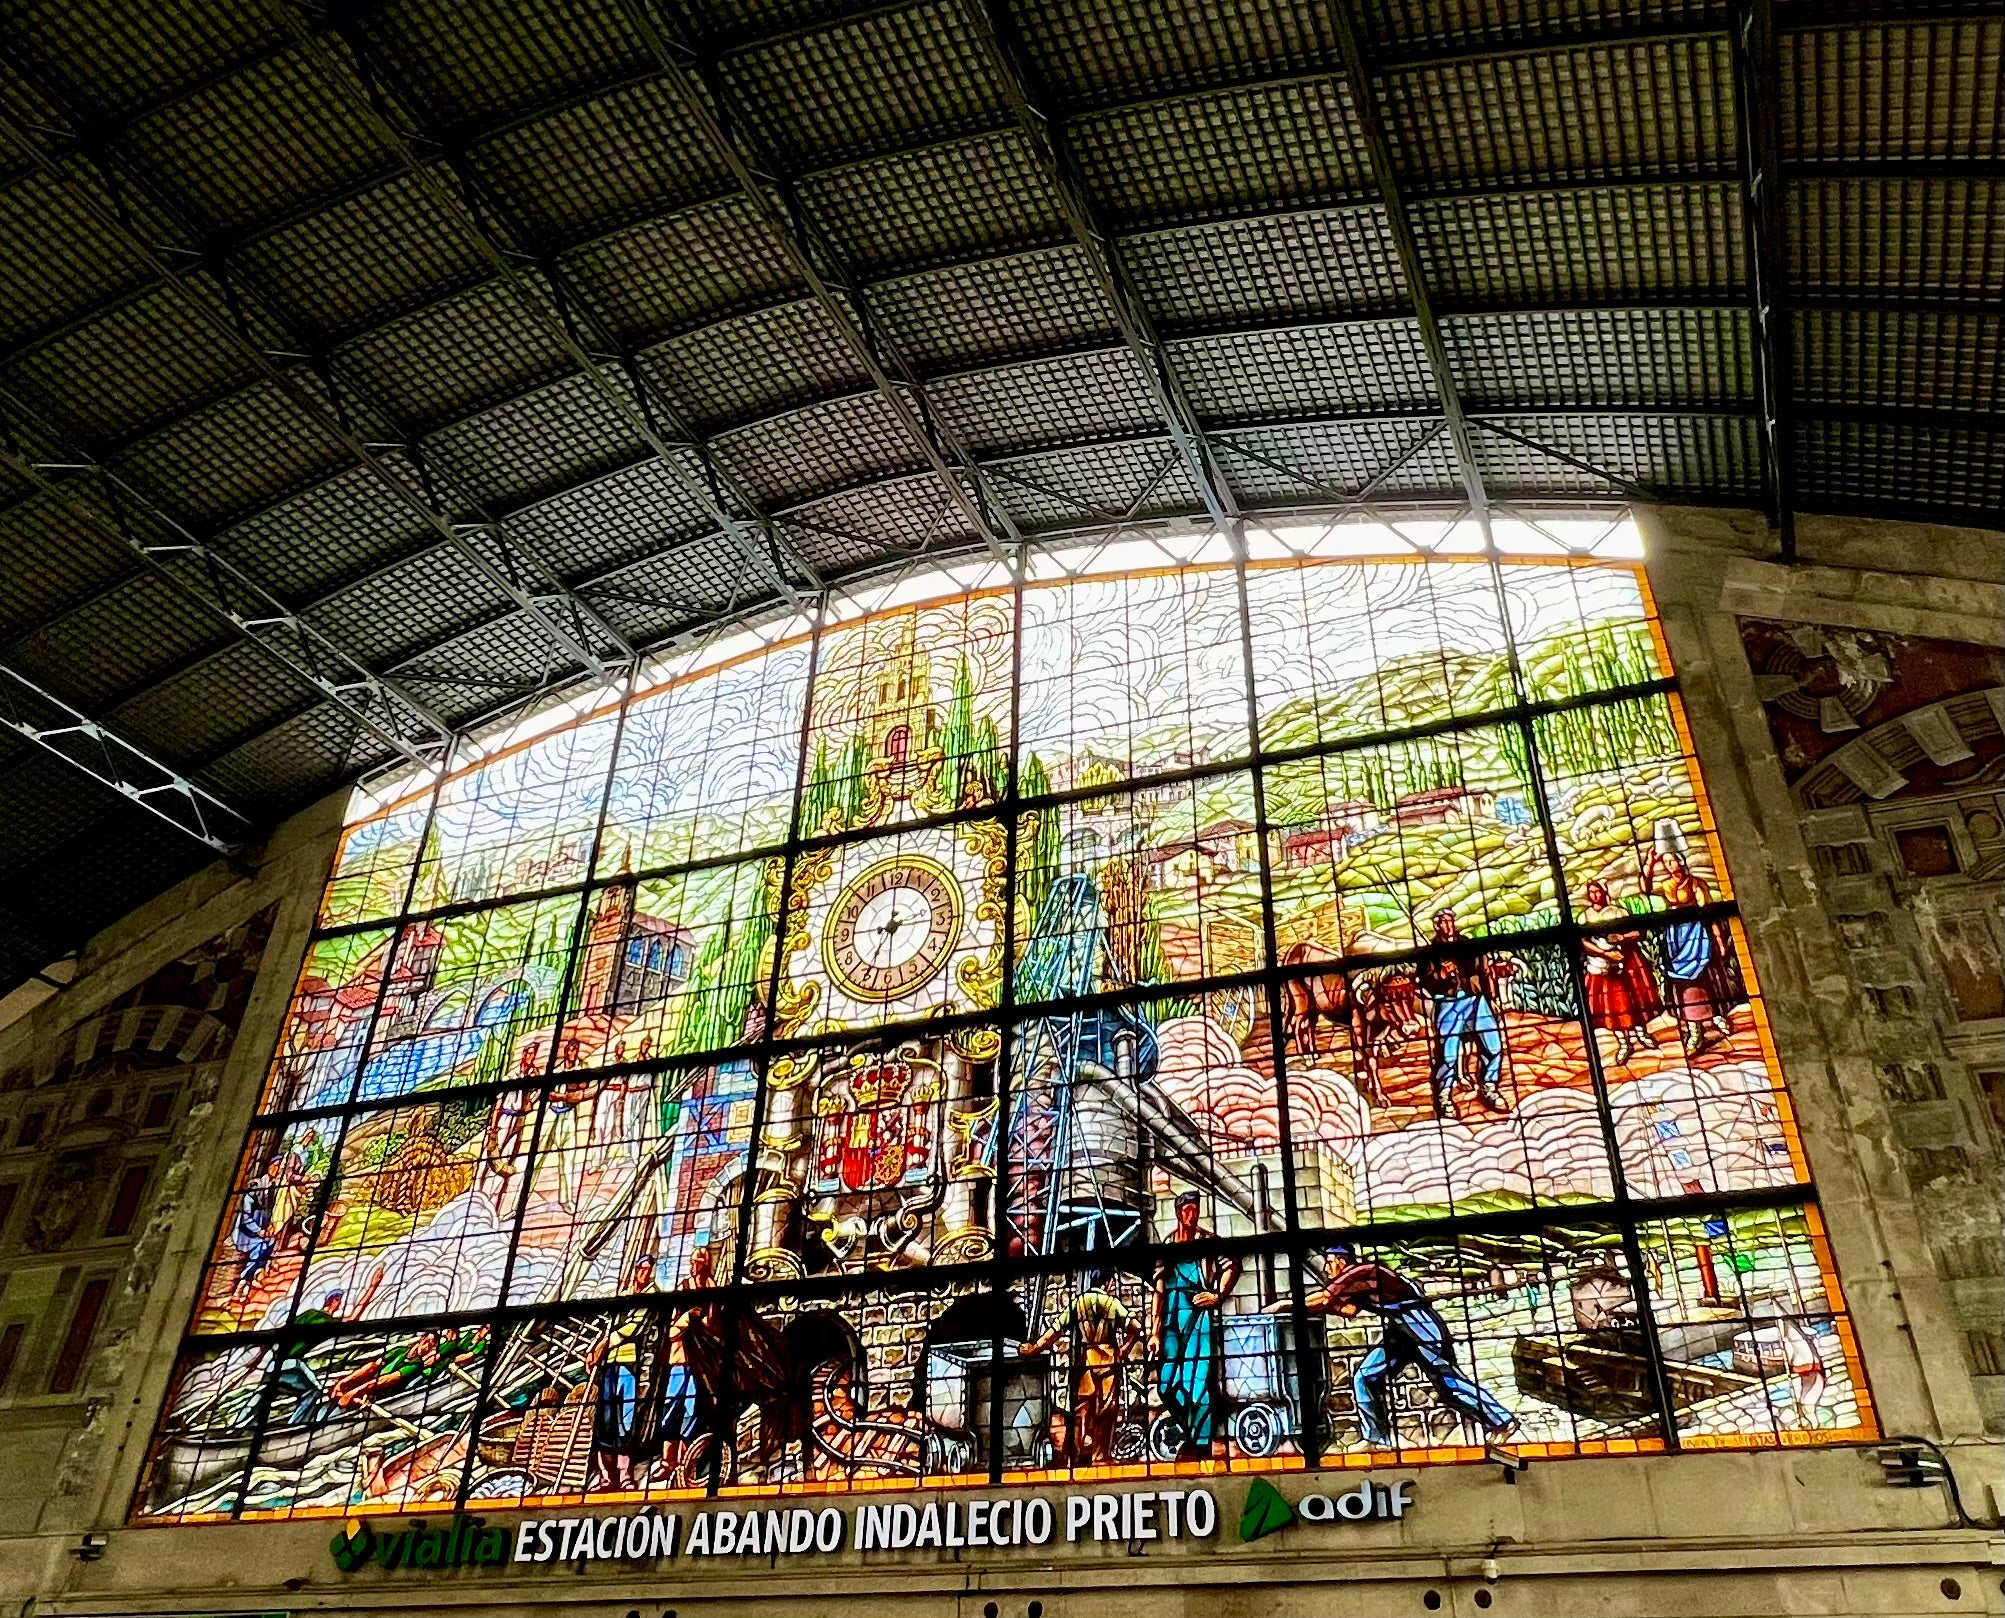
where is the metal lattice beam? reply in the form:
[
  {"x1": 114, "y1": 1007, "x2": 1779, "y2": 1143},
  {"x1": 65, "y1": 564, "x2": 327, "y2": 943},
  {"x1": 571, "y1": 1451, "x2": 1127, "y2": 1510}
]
[
  {"x1": 0, "y1": 657, "x2": 252, "y2": 856},
  {"x1": 1732, "y1": 0, "x2": 1798, "y2": 562},
  {"x1": 0, "y1": 99, "x2": 640, "y2": 698},
  {"x1": 0, "y1": 405, "x2": 456, "y2": 771},
  {"x1": 597, "y1": 0, "x2": 1025, "y2": 565},
  {"x1": 1323, "y1": 0, "x2": 1491, "y2": 518},
  {"x1": 959, "y1": 0, "x2": 1241, "y2": 530}
]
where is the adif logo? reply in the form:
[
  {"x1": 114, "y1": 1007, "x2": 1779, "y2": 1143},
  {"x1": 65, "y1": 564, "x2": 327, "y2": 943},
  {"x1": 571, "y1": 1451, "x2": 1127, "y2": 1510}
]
[{"x1": 1238, "y1": 1477, "x2": 1416, "y2": 1542}]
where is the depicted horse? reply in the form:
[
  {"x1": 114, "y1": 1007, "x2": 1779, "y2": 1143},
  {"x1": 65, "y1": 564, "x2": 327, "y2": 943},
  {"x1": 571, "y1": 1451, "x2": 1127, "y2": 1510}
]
[
  {"x1": 672, "y1": 1305, "x2": 924, "y2": 1485},
  {"x1": 1280, "y1": 944, "x2": 1425, "y2": 1106}
]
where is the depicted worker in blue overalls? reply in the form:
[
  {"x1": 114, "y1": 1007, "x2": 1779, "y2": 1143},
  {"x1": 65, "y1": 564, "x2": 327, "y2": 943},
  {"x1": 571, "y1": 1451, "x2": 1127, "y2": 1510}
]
[
  {"x1": 1305, "y1": 1243, "x2": 1513, "y2": 1448},
  {"x1": 1417, "y1": 911, "x2": 1516, "y2": 1116},
  {"x1": 1150, "y1": 1192, "x2": 1240, "y2": 1460}
]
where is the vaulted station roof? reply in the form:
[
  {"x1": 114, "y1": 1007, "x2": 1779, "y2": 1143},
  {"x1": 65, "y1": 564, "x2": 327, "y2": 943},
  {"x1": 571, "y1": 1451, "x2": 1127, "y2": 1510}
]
[{"x1": 0, "y1": 0, "x2": 1997, "y2": 993}]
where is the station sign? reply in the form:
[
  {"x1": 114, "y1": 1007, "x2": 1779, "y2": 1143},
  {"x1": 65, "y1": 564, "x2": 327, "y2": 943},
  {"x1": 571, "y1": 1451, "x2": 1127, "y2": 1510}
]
[{"x1": 327, "y1": 1477, "x2": 1415, "y2": 1574}]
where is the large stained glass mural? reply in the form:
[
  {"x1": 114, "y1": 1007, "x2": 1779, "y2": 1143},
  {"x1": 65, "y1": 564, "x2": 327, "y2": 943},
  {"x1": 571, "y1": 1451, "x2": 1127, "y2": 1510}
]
[{"x1": 136, "y1": 529, "x2": 1873, "y2": 1522}]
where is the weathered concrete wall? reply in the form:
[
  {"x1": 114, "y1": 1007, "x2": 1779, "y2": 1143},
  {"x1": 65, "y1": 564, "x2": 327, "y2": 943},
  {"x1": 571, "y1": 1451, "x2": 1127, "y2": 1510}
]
[{"x1": 0, "y1": 509, "x2": 1998, "y2": 1618}]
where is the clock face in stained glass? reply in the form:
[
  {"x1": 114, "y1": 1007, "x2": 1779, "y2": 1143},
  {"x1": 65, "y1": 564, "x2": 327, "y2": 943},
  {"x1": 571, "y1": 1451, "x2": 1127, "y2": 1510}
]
[{"x1": 821, "y1": 854, "x2": 964, "y2": 1002}]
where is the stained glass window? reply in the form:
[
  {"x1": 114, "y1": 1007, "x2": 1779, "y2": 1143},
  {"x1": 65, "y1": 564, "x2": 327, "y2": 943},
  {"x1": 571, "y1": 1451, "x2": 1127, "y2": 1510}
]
[{"x1": 137, "y1": 525, "x2": 1873, "y2": 1523}]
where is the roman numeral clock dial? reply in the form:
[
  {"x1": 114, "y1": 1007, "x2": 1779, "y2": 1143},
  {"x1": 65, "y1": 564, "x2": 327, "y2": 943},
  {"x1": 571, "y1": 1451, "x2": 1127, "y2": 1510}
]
[{"x1": 822, "y1": 854, "x2": 964, "y2": 1004}]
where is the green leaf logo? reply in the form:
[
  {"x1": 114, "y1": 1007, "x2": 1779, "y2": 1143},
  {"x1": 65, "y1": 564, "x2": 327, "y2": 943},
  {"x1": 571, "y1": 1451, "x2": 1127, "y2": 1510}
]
[
  {"x1": 329, "y1": 1520, "x2": 376, "y2": 1572},
  {"x1": 1238, "y1": 1477, "x2": 1295, "y2": 1543}
]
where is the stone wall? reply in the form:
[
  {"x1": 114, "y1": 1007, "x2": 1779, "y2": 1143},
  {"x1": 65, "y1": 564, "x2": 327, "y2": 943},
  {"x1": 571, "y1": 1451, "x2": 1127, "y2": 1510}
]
[{"x1": 1639, "y1": 506, "x2": 2005, "y2": 1455}]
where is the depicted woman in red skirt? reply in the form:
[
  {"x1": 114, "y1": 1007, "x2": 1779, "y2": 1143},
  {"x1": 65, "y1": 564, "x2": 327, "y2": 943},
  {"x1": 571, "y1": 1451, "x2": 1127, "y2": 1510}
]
[{"x1": 1580, "y1": 879, "x2": 1664, "y2": 1063}]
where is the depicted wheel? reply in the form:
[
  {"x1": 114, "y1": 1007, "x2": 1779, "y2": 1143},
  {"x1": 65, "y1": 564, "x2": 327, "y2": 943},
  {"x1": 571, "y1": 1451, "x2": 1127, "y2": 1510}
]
[
  {"x1": 1110, "y1": 1419, "x2": 1148, "y2": 1463},
  {"x1": 1147, "y1": 1412, "x2": 1187, "y2": 1461},
  {"x1": 671, "y1": 1430, "x2": 734, "y2": 1489},
  {"x1": 1232, "y1": 1402, "x2": 1282, "y2": 1459}
]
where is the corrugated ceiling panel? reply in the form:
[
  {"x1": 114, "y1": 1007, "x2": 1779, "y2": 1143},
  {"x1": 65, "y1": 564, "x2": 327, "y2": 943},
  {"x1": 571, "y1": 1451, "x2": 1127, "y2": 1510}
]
[
  {"x1": 586, "y1": 533, "x2": 759, "y2": 641},
  {"x1": 1073, "y1": 77, "x2": 1373, "y2": 229},
  {"x1": 720, "y1": 0, "x2": 1008, "y2": 171},
  {"x1": 215, "y1": 464, "x2": 439, "y2": 601},
  {"x1": 1125, "y1": 208, "x2": 1408, "y2": 329},
  {"x1": 713, "y1": 391, "x2": 926, "y2": 507},
  {"x1": 1382, "y1": 37, "x2": 1736, "y2": 190},
  {"x1": 466, "y1": 75, "x2": 735, "y2": 251},
  {"x1": 802, "y1": 131, "x2": 1068, "y2": 277},
  {"x1": 2, "y1": 272, "x2": 254, "y2": 443},
  {"x1": 786, "y1": 475, "x2": 983, "y2": 567},
  {"x1": 639, "y1": 298, "x2": 868, "y2": 435},
  {"x1": 869, "y1": 246, "x2": 1118, "y2": 370},
  {"x1": 305, "y1": 543, "x2": 515, "y2": 666},
  {"x1": 1215, "y1": 415, "x2": 1453, "y2": 502},
  {"x1": 237, "y1": 166, "x2": 489, "y2": 343},
  {"x1": 988, "y1": 437, "x2": 1204, "y2": 528},
  {"x1": 0, "y1": 167, "x2": 155, "y2": 347},
  {"x1": 563, "y1": 197, "x2": 804, "y2": 346},
  {"x1": 116, "y1": 43, "x2": 397, "y2": 236},
  {"x1": 1362, "y1": 0, "x2": 1726, "y2": 55},
  {"x1": 1789, "y1": 176, "x2": 2004, "y2": 300},
  {"x1": 0, "y1": 783, "x2": 212, "y2": 961},
  {"x1": 197, "y1": 698, "x2": 374, "y2": 810},
  {"x1": 422, "y1": 371, "x2": 649, "y2": 511},
  {"x1": 5, "y1": 568, "x2": 233, "y2": 709},
  {"x1": 1784, "y1": 18, "x2": 2003, "y2": 166},
  {"x1": 0, "y1": 753, "x2": 121, "y2": 869},
  {"x1": 111, "y1": 374, "x2": 353, "y2": 528},
  {"x1": 104, "y1": 635, "x2": 319, "y2": 771},
  {"x1": 1798, "y1": 418, "x2": 2003, "y2": 518},
  {"x1": 394, "y1": 607, "x2": 569, "y2": 696},
  {"x1": 1795, "y1": 308, "x2": 2000, "y2": 416},
  {"x1": 1444, "y1": 306, "x2": 1753, "y2": 409},
  {"x1": 335, "y1": 279, "x2": 574, "y2": 431},
  {"x1": 1010, "y1": 0, "x2": 1342, "y2": 110},
  {"x1": 1170, "y1": 320, "x2": 1440, "y2": 418},
  {"x1": 1417, "y1": 183, "x2": 1744, "y2": 307},
  {"x1": 0, "y1": 486, "x2": 141, "y2": 642},
  {"x1": 2, "y1": 0, "x2": 277, "y2": 124},
  {"x1": 927, "y1": 348, "x2": 1163, "y2": 455},
  {"x1": 503, "y1": 458, "x2": 717, "y2": 580},
  {"x1": 364, "y1": 0, "x2": 649, "y2": 136}
]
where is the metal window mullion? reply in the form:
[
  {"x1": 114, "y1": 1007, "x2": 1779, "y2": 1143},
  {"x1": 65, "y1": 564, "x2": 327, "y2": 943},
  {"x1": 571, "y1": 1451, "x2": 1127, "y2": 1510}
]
[
  {"x1": 223, "y1": 743, "x2": 457, "y2": 1518},
  {"x1": 448, "y1": 670, "x2": 640, "y2": 1511},
  {"x1": 1476, "y1": 540, "x2": 1687, "y2": 1449}
]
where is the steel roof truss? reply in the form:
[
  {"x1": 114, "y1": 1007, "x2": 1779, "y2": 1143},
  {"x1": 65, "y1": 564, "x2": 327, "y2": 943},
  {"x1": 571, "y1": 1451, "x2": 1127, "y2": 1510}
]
[
  {"x1": 1731, "y1": 0, "x2": 1797, "y2": 561},
  {"x1": 0, "y1": 408, "x2": 455, "y2": 772},
  {"x1": 959, "y1": 0, "x2": 1241, "y2": 529},
  {"x1": 295, "y1": 9, "x2": 824, "y2": 612},
  {"x1": 0, "y1": 657, "x2": 253, "y2": 855},
  {"x1": 1323, "y1": 0, "x2": 1491, "y2": 518},
  {"x1": 604, "y1": 0, "x2": 1025, "y2": 566},
  {"x1": 0, "y1": 91, "x2": 636, "y2": 699}
]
